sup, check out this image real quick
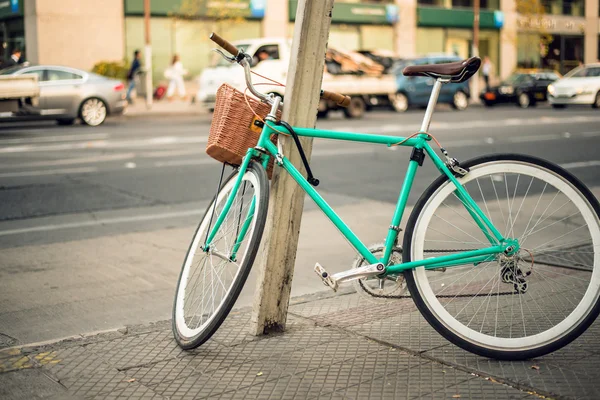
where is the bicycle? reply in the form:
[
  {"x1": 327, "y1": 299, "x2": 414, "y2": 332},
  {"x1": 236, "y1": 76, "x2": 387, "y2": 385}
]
[{"x1": 172, "y1": 33, "x2": 600, "y2": 360}]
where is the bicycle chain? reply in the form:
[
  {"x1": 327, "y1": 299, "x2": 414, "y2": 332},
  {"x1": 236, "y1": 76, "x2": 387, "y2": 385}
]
[{"x1": 361, "y1": 249, "x2": 515, "y2": 300}]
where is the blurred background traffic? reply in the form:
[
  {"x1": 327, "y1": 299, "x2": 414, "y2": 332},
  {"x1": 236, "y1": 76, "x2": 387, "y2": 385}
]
[{"x1": 0, "y1": 0, "x2": 599, "y2": 125}]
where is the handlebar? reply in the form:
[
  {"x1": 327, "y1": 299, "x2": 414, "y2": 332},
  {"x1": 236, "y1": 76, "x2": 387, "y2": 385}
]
[
  {"x1": 209, "y1": 32, "x2": 351, "y2": 109},
  {"x1": 209, "y1": 33, "x2": 240, "y2": 58}
]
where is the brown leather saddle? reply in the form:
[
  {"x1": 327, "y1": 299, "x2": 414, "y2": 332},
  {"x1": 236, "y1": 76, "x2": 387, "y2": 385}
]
[{"x1": 403, "y1": 57, "x2": 482, "y2": 83}]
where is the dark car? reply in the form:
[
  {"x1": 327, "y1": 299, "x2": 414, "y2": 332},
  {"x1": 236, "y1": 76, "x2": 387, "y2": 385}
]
[{"x1": 480, "y1": 69, "x2": 562, "y2": 108}]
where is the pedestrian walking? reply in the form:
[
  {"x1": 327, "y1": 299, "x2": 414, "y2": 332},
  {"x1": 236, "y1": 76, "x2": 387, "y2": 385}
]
[
  {"x1": 482, "y1": 56, "x2": 492, "y2": 92},
  {"x1": 165, "y1": 54, "x2": 188, "y2": 101},
  {"x1": 126, "y1": 50, "x2": 142, "y2": 104}
]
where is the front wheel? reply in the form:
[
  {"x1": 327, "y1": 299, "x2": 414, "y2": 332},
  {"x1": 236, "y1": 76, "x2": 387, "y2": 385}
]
[
  {"x1": 403, "y1": 154, "x2": 600, "y2": 360},
  {"x1": 173, "y1": 161, "x2": 269, "y2": 349},
  {"x1": 592, "y1": 92, "x2": 600, "y2": 109},
  {"x1": 517, "y1": 92, "x2": 532, "y2": 108}
]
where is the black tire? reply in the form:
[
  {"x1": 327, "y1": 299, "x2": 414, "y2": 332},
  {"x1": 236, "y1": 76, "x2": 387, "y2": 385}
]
[
  {"x1": 317, "y1": 110, "x2": 329, "y2": 119},
  {"x1": 451, "y1": 91, "x2": 469, "y2": 111},
  {"x1": 79, "y1": 97, "x2": 108, "y2": 126},
  {"x1": 403, "y1": 154, "x2": 600, "y2": 360},
  {"x1": 552, "y1": 104, "x2": 566, "y2": 109},
  {"x1": 593, "y1": 92, "x2": 600, "y2": 109},
  {"x1": 57, "y1": 118, "x2": 75, "y2": 126},
  {"x1": 517, "y1": 92, "x2": 532, "y2": 108},
  {"x1": 483, "y1": 100, "x2": 494, "y2": 107},
  {"x1": 172, "y1": 161, "x2": 269, "y2": 349},
  {"x1": 343, "y1": 96, "x2": 366, "y2": 119}
]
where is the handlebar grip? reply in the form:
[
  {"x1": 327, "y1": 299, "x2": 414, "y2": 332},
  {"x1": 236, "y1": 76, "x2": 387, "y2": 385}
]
[
  {"x1": 209, "y1": 32, "x2": 240, "y2": 57},
  {"x1": 321, "y1": 90, "x2": 351, "y2": 108}
]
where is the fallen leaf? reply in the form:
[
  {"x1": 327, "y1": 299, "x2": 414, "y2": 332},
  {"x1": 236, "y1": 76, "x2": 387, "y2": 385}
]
[
  {"x1": 126, "y1": 378, "x2": 136, "y2": 383},
  {"x1": 531, "y1": 365, "x2": 540, "y2": 370},
  {"x1": 452, "y1": 395, "x2": 461, "y2": 398},
  {"x1": 256, "y1": 372, "x2": 263, "y2": 376}
]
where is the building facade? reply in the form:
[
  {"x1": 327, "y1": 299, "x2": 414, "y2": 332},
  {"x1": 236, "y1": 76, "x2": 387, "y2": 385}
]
[{"x1": 0, "y1": 0, "x2": 598, "y2": 82}]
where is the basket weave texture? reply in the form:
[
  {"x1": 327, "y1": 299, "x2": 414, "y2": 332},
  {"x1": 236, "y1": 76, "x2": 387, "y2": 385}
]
[{"x1": 207, "y1": 83, "x2": 280, "y2": 178}]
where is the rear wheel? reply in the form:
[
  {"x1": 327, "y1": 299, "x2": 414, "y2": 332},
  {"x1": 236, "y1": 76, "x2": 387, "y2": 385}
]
[
  {"x1": 552, "y1": 104, "x2": 566, "y2": 109},
  {"x1": 80, "y1": 98, "x2": 107, "y2": 126},
  {"x1": 404, "y1": 154, "x2": 600, "y2": 360},
  {"x1": 517, "y1": 93, "x2": 531, "y2": 108},
  {"x1": 451, "y1": 91, "x2": 469, "y2": 111},
  {"x1": 173, "y1": 161, "x2": 269, "y2": 349},
  {"x1": 391, "y1": 93, "x2": 409, "y2": 112},
  {"x1": 343, "y1": 96, "x2": 366, "y2": 119}
]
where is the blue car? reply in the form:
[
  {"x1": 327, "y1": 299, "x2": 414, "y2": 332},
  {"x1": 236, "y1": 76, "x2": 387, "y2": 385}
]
[{"x1": 390, "y1": 55, "x2": 471, "y2": 112}]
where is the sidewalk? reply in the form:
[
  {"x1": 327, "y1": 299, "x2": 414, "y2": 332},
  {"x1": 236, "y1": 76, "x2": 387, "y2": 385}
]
[
  {"x1": 2, "y1": 286, "x2": 599, "y2": 399},
  {"x1": 124, "y1": 98, "x2": 208, "y2": 118}
]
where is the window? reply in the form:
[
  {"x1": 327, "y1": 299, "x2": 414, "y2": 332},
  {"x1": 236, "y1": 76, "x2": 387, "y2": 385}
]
[
  {"x1": 22, "y1": 68, "x2": 45, "y2": 81},
  {"x1": 586, "y1": 68, "x2": 600, "y2": 77},
  {"x1": 418, "y1": 0, "x2": 499, "y2": 9},
  {"x1": 542, "y1": 0, "x2": 585, "y2": 16},
  {"x1": 46, "y1": 69, "x2": 83, "y2": 81},
  {"x1": 252, "y1": 45, "x2": 280, "y2": 66}
]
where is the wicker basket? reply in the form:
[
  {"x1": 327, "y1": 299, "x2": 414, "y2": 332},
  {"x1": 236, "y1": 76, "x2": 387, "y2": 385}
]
[{"x1": 207, "y1": 83, "x2": 280, "y2": 178}]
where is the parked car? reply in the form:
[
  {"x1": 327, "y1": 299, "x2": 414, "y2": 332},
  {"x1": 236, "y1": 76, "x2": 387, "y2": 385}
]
[
  {"x1": 480, "y1": 69, "x2": 561, "y2": 108},
  {"x1": 0, "y1": 64, "x2": 127, "y2": 126},
  {"x1": 548, "y1": 63, "x2": 600, "y2": 109},
  {"x1": 390, "y1": 54, "x2": 471, "y2": 112}
]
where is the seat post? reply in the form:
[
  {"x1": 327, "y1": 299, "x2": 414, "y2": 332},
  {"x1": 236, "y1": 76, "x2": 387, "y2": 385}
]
[{"x1": 420, "y1": 78, "x2": 445, "y2": 133}]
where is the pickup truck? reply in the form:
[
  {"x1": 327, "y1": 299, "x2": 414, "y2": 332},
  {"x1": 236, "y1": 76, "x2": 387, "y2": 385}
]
[
  {"x1": 0, "y1": 73, "x2": 40, "y2": 114},
  {"x1": 197, "y1": 37, "x2": 399, "y2": 118}
]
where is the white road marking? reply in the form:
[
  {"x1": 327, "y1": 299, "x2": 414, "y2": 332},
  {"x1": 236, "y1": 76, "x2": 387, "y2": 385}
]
[
  {"x1": 0, "y1": 136, "x2": 208, "y2": 154},
  {"x1": 560, "y1": 160, "x2": 600, "y2": 170},
  {"x1": 507, "y1": 134, "x2": 562, "y2": 143},
  {"x1": 0, "y1": 210, "x2": 204, "y2": 237},
  {"x1": 0, "y1": 153, "x2": 135, "y2": 169},
  {"x1": 0, "y1": 167, "x2": 98, "y2": 178},
  {"x1": 0, "y1": 133, "x2": 110, "y2": 144}
]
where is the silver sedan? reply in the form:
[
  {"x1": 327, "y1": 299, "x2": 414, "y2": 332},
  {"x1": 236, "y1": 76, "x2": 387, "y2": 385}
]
[{"x1": 0, "y1": 64, "x2": 127, "y2": 126}]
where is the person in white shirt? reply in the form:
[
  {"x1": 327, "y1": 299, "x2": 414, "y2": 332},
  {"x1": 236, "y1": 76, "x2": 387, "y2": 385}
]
[
  {"x1": 482, "y1": 56, "x2": 492, "y2": 92},
  {"x1": 165, "y1": 54, "x2": 188, "y2": 101}
]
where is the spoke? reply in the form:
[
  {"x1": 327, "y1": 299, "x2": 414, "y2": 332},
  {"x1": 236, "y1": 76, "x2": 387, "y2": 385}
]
[
  {"x1": 520, "y1": 182, "x2": 548, "y2": 242},
  {"x1": 476, "y1": 178, "x2": 495, "y2": 227},
  {"x1": 490, "y1": 175, "x2": 508, "y2": 229},
  {"x1": 432, "y1": 214, "x2": 487, "y2": 245},
  {"x1": 520, "y1": 191, "x2": 561, "y2": 245},
  {"x1": 528, "y1": 224, "x2": 587, "y2": 253},
  {"x1": 507, "y1": 176, "x2": 534, "y2": 239},
  {"x1": 442, "y1": 200, "x2": 485, "y2": 232}
]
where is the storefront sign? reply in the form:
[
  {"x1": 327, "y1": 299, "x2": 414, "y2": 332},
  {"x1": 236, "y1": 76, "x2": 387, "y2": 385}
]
[
  {"x1": 124, "y1": 0, "x2": 264, "y2": 19},
  {"x1": 0, "y1": 0, "x2": 22, "y2": 18},
  {"x1": 417, "y1": 7, "x2": 503, "y2": 30},
  {"x1": 517, "y1": 15, "x2": 586, "y2": 34},
  {"x1": 289, "y1": 1, "x2": 398, "y2": 25}
]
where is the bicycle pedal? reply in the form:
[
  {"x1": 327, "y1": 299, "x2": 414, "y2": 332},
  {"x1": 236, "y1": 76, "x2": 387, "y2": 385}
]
[{"x1": 314, "y1": 263, "x2": 338, "y2": 292}]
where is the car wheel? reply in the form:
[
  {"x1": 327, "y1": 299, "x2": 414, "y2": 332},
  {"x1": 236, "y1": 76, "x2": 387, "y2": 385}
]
[
  {"x1": 56, "y1": 118, "x2": 75, "y2": 126},
  {"x1": 483, "y1": 100, "x2": 494, "y2": 107},
  {"x1": 552, "y1": 104, "x2": 566, "y2": 109},
  {"x1": 343, "y1": 96, "x2": 366, "y2": 119},
  {"x1": 517, "y1": 93, "x2": 531, "y2": 108},
  {"x1": 80, "y1": 98, "x2": 108, "y2": 126},
  {"x1": 451, "y1": 91, "x2": 468, "y2": 111},
  {"x1": 593, "y1": 92, "x2": 600, "y2": 109},
  {"x1": 390, "y1": 93, "x2": 409, "y2": 112}
]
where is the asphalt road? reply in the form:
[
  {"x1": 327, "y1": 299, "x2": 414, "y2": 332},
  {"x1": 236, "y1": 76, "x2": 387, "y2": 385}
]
[{"x1": 1, "y1": 104, "x2": 599, "y2": 346}]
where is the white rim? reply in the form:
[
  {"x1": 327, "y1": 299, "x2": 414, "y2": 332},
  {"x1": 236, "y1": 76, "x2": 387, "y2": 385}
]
[
  {"x1": 393, "y1": 93, "x2": 408, "y2": 112},
  {"x1": 175, "y1": 171, "x2": 260, "y2": 339},
  {"x1": 454, "y1": 92, "x2": 468, "y2": 110},
  {"x1": 411, "y1": 161, "x2": 600, "y2": 351},
  {"x1": 81, "y1": 99, "x2": 107, "y2": 126},
  {"x1": 519, "y1": 94, "x2": 530, "y2": 108}
]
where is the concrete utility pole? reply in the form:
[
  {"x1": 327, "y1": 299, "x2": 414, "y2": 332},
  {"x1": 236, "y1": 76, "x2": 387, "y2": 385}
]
[
  {"x1": 144, "y1": 0, "x2": 153, "y2": 108},
  {"x1": 251, "y1": 0, "x2": 336, "y2": 335},
  {"x1": 471, "y1": 0, "x2": 481, "y2": 101}
]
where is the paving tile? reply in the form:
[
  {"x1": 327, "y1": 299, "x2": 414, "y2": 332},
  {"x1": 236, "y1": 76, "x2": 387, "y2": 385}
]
[
  {"x1": 335, "y1": 361, "x2": 471, "y2": 400},
  {"x1": 123, "y1": 356, "x2": 200, "y2": 388},
  {"x1": 417, "y1": 376, "x2": 531, "y2": 400},
  {"x1": 92, "y1": 380, "x2": 168, "y2": 399},
  {"x1": 85, "y1": 332, "x2": 192, "y2": 370},
  {"x1": 347, "y1": 310, "x2": 449, "y2": 352},
  {"x1": 40, "y1": 346, "x2": 110, "y2": 380}
]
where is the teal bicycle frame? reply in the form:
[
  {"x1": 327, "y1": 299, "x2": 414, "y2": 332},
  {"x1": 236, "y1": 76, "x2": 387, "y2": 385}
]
[{"x1": 204, "y1": 78, "x2": 516, "y2": 279}]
